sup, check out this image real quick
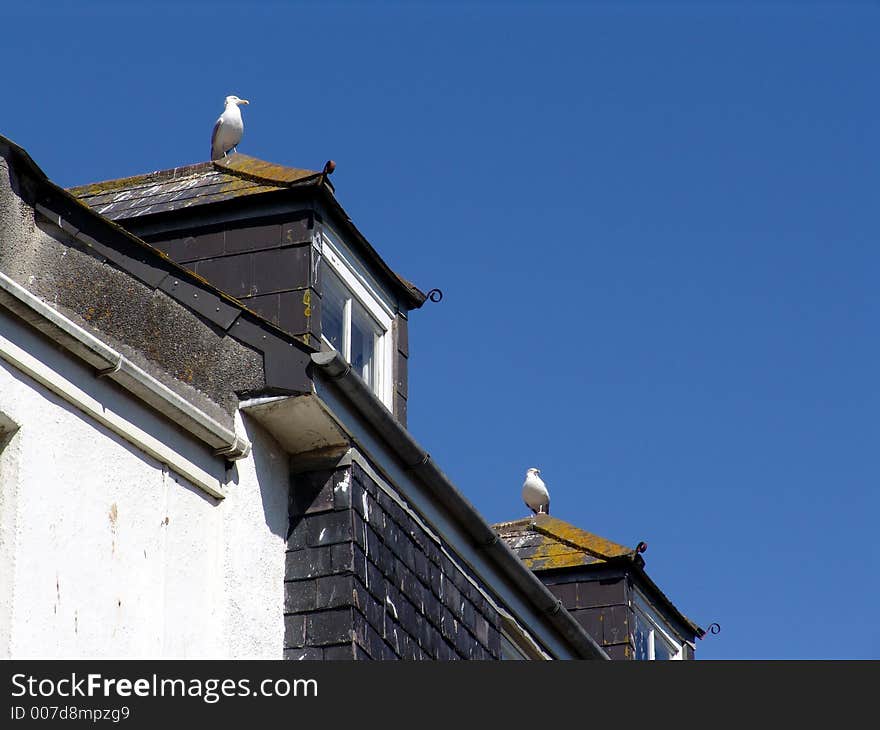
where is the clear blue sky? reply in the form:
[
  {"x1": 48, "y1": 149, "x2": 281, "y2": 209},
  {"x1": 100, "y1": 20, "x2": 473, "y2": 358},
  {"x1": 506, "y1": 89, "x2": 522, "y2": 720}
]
[{"x1": 5, "y1": 1, "x2": 877, "y2": 659}]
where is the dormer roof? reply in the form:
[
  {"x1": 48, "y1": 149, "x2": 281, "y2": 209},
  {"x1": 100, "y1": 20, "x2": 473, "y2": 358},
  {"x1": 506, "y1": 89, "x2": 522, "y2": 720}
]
[
  {"x1": 493, "y1": 514, "x2": 637, "y2": 571},
  {"x1": 68, "y1": 153, "x2": 426, "y2": 309},
  {"x1": 68, "y1": 153, "x2": 324, "y2": 221},
  {"x1": 494, "y1": 514, "x2": 705, "y2": 639}
]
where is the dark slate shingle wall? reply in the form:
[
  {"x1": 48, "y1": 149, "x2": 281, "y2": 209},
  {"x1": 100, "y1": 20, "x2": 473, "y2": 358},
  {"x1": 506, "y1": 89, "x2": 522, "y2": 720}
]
[
  {"x1": 143, "y1": 214, "x2": 321, "y2": 348},
  {"x1": 284, "y1": 462, "x2": 502, "y2": 660},
  {"x1": 544, "y1": 575, "x2": 633, "y2": 659}
]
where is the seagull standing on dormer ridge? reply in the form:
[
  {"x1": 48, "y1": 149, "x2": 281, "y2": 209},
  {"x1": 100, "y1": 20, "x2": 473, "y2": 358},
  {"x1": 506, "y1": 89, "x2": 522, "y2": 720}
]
[
  {"x1": 522, "y1": 467, "x2": 550, "y2": 515},
  {"x1": 210, "y1": 95, "x2": 249, "y2": 160}
]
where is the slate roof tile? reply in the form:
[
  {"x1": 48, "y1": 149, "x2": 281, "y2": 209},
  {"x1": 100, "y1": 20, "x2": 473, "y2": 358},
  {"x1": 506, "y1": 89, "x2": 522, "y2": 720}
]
[{"x1": 68, "y1": 153, "x2": 322, "y2": 221}]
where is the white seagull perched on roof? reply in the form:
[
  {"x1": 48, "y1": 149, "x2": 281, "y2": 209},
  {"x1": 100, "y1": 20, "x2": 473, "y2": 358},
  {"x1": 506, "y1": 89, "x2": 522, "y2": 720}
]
[
  {"x1": 210, "y1": 95, "x2": 249, "y2": 160},
  {"x1": 522, "y1": 467, "x2": 550, "y2": 515}
]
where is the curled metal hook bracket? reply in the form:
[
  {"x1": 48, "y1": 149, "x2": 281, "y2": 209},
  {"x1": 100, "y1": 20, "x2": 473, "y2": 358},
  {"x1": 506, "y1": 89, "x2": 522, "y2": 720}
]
[
  {"x1": 426, "y1": 288, "x2": 443, "y2": 303},
  {"x1": 704, "y1": 622, "x2": 721, "y2": 637}
]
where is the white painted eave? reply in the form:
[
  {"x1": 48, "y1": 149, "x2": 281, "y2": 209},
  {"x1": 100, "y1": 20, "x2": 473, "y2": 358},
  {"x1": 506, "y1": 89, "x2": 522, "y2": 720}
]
[{"x1": 240, "y1": 394, "x2": 351, "y2": 470}]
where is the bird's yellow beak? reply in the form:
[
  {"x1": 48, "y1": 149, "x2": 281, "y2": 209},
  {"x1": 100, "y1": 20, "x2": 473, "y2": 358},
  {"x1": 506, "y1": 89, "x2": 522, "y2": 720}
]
[{"x1": 238, "y1": 99, "x2": 250, "y2": 105}]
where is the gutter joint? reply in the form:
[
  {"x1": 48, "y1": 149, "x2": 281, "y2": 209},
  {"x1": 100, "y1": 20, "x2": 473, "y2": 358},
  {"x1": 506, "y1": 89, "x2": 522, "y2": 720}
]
[{"x1": 95, "y1": 355, "x2": 123, "y2": 378}]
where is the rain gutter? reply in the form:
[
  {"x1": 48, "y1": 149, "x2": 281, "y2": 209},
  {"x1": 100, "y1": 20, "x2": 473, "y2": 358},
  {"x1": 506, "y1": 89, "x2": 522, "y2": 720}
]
[{"x1": 311, "y1": 350, "x2": 608, "y2": 660}]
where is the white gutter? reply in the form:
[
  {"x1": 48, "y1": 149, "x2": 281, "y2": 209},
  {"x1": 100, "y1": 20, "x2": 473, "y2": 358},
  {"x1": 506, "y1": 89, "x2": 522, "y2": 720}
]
[
  {"x1": 0, "y1": 270, "x2": 250, "y2": 467},
  {"x1": 0, "y1": 329, "x2": 227, "y2": 499}
]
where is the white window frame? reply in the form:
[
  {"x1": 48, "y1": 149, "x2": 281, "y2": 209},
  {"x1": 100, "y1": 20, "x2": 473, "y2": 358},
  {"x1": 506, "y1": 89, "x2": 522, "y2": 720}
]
[
  {"x1": 631, "y1": 588, "x2": 684, "y2": 660},
  {"x1": 319, "y1": 226, "x2": 395, "y2": 409}
]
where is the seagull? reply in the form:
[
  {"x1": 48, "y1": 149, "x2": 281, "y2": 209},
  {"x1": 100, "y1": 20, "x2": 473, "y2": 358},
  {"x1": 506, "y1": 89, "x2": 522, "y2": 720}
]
[
  {"x1": 210, "y1": 95, "x2": 249, "y2": 160},
  {"x1": 522, "y1": 467, "x2": 550, "y2": 515}
]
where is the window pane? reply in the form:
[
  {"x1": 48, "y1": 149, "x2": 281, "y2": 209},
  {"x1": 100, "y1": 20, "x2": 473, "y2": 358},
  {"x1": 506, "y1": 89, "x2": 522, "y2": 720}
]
[
  {"x1": 654, "y1": 635, "x2": 674, "y2": 661},
  {"x1": 350, "y1": 298, "x2": 381, "y2": 390},
  {"x1": 322, "y1": 268, "x2": 347, "y2": 354},
  {"x1": 634, "y1": 613, "x2": 650, "y2": 660}
]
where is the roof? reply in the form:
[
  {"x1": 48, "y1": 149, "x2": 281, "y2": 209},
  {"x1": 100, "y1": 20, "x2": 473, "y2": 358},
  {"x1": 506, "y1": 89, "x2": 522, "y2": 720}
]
[
  {"x1": 0, "y1": 133, "x2": 314, "y2": 393},
  {"x1": 68, "y1": 154, "x2": 324, "y2": 221},
  {"x1": 493, "y1": 514, "x2": 638, "y2": 571},
  {"x1": 494, "y1": 514, "x2": 706, "y2": 639},
  {"x1": 68, "y1": 154, "x2": 427, "y2": 309}
]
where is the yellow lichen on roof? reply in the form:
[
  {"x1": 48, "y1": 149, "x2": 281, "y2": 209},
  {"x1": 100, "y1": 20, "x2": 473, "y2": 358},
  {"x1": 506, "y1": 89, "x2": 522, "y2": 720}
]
[
  {"x1": 215, "y1": 153, "x2": 320, "y2": 185},
  {"x1": 494, "y1": 514, "x2": 635, "y2": 571},
  {"x1": 532, "y1": 515, "x2": 634, "y2": 559},
  {"x1": 519, "y1": 540, "x2": 604, "y2": 571}
]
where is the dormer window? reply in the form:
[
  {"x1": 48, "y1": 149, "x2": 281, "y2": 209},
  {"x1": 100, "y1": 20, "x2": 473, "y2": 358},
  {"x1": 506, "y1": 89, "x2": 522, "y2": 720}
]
[
  {"x1": 632, "y1": 589, "x2": 683, "y2": 660},
  {"x1": 320, "y1": 227, "x2": 394, "y2": 408}
]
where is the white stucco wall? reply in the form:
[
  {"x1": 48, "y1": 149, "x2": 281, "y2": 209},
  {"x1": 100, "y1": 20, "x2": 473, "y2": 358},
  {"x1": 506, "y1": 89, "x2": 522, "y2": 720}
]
[{"x1": 0, "y1": 309, "x2": 290, "y2": 658}]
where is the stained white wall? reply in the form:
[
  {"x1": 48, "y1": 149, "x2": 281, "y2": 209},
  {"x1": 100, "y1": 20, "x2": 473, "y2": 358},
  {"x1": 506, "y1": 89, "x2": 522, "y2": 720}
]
[{"x1": 0, "y1": 310, "x2": 290, "y2": 659}]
